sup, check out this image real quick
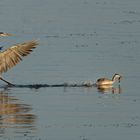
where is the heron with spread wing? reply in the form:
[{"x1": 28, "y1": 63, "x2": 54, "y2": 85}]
[{"x1": 0, "y1": 35, "x2": 38, "y2": 86}]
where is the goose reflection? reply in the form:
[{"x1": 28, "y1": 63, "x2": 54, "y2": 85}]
[
  {"x1": 0, "y1": 90, "x2": 37, "y2": 136},
  {"x1": 97, "y1": 85, "x2": 121, "y2": 94}
]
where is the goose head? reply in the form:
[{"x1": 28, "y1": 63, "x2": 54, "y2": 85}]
[{"x1": 112, "y1": 74, "x2": 122, "y2": 83}]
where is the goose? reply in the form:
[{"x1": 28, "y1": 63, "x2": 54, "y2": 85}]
[
  {"x1": 95, "y1": 74, "x2": 122, "y2": 86},
  {"x1": 0, "y1": 40, "x2": 38, "y2": 86}
]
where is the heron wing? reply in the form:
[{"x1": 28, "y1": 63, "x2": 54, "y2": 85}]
[{"x1": 0, "y1": 40, "x2": 38, "y2": 73}]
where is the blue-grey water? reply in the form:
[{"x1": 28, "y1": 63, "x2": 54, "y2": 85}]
[{"x1": 0, "y1": 0, "x2": 140, "y2": 140}]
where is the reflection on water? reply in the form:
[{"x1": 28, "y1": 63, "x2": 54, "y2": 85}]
[
  {"x1": 0, "y1": 90, "x2": 37, "y2": 138},
  {"x1": 97, "y1": 85, "x2": 122, "y2": 94}
]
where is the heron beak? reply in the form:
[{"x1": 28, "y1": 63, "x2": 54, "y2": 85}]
[{"x1": 4, "y1": 33, "x2": 13, "y2": 36}]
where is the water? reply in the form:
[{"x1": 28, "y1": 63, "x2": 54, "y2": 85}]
[{"x1": 0, "y1": 0, "x2": 140, "y2": 139}]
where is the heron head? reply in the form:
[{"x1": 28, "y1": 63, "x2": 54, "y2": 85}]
[{"x1": 0, "y1": 32, "x2": 13, "y2": 37}]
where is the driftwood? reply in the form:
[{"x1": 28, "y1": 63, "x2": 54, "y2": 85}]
[{"x1": 0, "y1": 81, "x2": 95, "y2": 89}]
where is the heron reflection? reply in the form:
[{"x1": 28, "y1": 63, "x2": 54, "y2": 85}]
[{"x1": 0, "y1": 90, "x2": 36, "y2": 136}]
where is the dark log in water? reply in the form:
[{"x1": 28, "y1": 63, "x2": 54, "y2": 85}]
[
  {"x1": 12, "y1": 83, "x2": 94, "y2": 89},
  {"x1": 1, "y1": 81, "x2": 95, "y2": 89}
]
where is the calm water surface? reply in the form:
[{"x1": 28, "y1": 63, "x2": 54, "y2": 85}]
[{"x1": 0, "y1": 0, "x2": 140, "y2": 140}]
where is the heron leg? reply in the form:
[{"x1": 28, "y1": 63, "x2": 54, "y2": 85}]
[{"x1": 0, "y1": 77, "x2": 15, "y2": 86}]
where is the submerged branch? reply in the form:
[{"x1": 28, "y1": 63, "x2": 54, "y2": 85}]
[{"x1": 1, "y1": 81, "x2": 95, "y2": 89}]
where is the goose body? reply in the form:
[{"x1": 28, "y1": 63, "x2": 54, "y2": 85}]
[{"x1": 96, "y1": 74, "x2": 122, "y2": 86}]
